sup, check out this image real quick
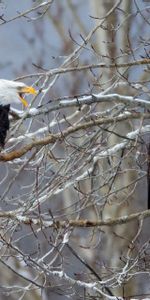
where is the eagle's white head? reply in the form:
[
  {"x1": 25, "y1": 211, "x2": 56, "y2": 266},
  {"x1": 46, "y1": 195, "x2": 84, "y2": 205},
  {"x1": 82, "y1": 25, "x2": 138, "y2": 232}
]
[{"x1": 0, "y1": 79, "x2": 37, "y2": 107}]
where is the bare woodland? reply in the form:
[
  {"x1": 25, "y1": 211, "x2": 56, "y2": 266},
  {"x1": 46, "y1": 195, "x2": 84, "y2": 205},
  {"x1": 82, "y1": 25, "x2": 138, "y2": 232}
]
[{"x1": 0, "y1": 0, "x2": 150, "y2": 299}]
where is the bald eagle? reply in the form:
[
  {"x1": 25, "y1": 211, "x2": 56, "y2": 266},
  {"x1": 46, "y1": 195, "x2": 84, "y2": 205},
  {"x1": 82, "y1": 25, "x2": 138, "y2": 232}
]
[{"x1": 0, "y1": 79, "x2": 37, "y2": 147}]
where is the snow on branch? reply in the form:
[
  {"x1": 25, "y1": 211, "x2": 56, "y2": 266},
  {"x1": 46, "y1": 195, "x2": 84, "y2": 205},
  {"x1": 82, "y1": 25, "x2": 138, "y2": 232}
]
[
  {"x1": 10, "y1": 92, "x2": 150, "y2": 120},
  {"x1": 0, "y1": 208, "x2": 150, "y2": 228}
]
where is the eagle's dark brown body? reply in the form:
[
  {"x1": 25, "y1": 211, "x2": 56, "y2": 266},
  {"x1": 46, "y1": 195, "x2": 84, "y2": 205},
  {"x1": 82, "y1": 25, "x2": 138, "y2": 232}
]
[{"x1": 0, "y1": 105, "x2": 10, "y2": 147}]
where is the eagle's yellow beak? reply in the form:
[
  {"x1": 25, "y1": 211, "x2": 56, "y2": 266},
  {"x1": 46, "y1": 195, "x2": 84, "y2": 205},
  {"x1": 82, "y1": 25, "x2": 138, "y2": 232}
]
[{"x1": 19, "y1": 86, "x2": 37, "y2": 107}]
